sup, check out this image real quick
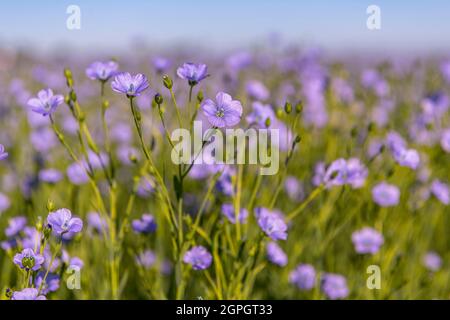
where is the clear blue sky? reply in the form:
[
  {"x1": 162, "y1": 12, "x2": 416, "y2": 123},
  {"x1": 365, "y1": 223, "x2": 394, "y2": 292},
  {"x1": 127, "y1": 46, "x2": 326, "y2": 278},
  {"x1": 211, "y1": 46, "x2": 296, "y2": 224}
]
[{"x1": 1, "y1": 0, "x2": 449, "y2": 53}]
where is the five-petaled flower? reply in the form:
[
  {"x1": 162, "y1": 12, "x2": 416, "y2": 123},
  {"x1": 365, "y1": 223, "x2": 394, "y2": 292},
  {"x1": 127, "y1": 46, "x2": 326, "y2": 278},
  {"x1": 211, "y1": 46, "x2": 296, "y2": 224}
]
[
  {"x1": 111, "y1": 72, "x2": 149, "y2": 97},
  {"x1": 202, "y1": 92, "x2": 243, "y2": 128},
  {"x1": 27, "y1": 89, "x2": 64, "y2": 116},
  {"x1": 86, "y1": 61, "x2": 119, "y2": 82},
  {"x1": 13, "y1": 248, "x2": 45, "y2": 271},
  {"x1": 47, "y1": 208, "x2": 83, "y2": 235},
  {"x1": 177, "y1": 62, "x2": 208, "y2": 86},
  {"x1": 183, "y1": 246, "x2": 212, "y2": 270}
]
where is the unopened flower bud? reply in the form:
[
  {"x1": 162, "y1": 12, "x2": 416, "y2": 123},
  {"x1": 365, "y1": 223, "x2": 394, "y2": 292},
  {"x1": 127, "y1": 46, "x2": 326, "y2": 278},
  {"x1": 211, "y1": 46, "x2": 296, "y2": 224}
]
[
  {"x1": 163, "y1": 75, "x2": 173, "y2": 89},
  {"x1": 284, "y1": 101, "x2": 292, "y2": 114},
  {"x1": 70, "y1": 90, "x2": 77, "y2": 102},
  {"x1": 264, "y1": 117, "x2": 271, "y2": 128},
  {"x1": 46, "y1": 199, "x2": 55, "y2": 212},
  {"x1": 102, "y1": 100, "x2": 110, "y2": 110},
  {"x1": 295, "y1": 100, "x2": 303, "y2": 113},
  {"x1": 197, "y1": 91, "x2": 204, "y2": 103},
  {"x1": 276, "y1": 108, "x2": 284, "y2": 118},
  {"x1": 154, "y1": 93, "x2": 163, "y2": 105},
  {"x1": 43, "y1": 224, "x2": 52, "y2": 240}
]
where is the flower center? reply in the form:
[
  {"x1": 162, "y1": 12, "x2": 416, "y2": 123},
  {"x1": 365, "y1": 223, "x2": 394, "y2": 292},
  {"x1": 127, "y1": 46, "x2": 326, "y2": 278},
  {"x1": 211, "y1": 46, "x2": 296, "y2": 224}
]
[
  {"x1": 127, "y1": 84, "x2": 135, "y2": 94},
  {"x1": 216, "y1": 108, "x2": 225, "y2": 118}
]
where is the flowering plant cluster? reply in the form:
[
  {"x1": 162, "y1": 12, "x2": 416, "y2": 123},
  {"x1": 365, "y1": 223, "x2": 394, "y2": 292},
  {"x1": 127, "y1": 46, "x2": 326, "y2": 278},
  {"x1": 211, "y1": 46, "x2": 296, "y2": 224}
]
[{"x1": 0, "y1": 43, "x2": 448, "y2": 300}]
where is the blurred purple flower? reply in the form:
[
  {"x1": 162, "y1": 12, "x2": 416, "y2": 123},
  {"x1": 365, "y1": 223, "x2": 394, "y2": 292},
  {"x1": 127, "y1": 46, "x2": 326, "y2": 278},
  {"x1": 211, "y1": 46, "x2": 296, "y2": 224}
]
[
  {"x1": 39, "y1": 168, "x2": 62, "y2": 184},
  {"x1": 86, "y1": 61, "x2": 119, "y2": 81},
  {"x1": 372, "y1": 182, "x2": 400, "y2": 207},
  {"x1": 245, "y1": 102, "x2": 275, "y2": 128},
  {"x1": 132, "y1": 213, "x2": 157, "y2": 234},
  {"x1": 0, "y1": 193, "x2": 11, "y2": 213},
  {"x1": 87, "y1": 211, "x2": 108, "y2": 235},
  {"x1": 111, "y1": 72, "x2": 149, "y2": 97},
  {"x1": 0, "y1": 144, "x2": 8, "y2": 160},
  {"x1": 256, "y1": 207, "x2": 287, "y2": 241},
  {"x1": 27, "y1": 88, "x2": 63, "y2": 116},
  {"x1": 11, "y1": 288, "x2": 46, "y2": 300},
  {"x1": 324, "y1": 158, "x2": 368, "y2": 188},
  {"x1": 422, "y1": 251, "x2": 442, "y2": 272},
  {"x1": 216, "y1": 166, "x2": 235, "y2": 196},
  {"x1": 47, "y1": 208, "x2": 83, "y2": 235},
  {"x1": 13, "y1": 248, "x2": 44, "y2": 271},
  {"x1": 35, "y1": 272, "x2": 60, "y2": 295},
  {"x1": 202, "y1": 92, "x2": 243, "y2": 128},
  {"x1": 67, "y1": 162, "x2": 89, "y2": 185},
  {"x1": 351, "y1": 227, "x2": 384, "y2": 254},
  {"x1": 289, "y1": 264, "x2": 316, "y2": 290},
  {"x1": 183, "y1": 245, "x2": 212, "y2": 270},
  {"x1": 266, "y1": 242, "x2": 288, "y2": 267},
  {"x1": 5, "y1": 216, "x2": 27, "y2": 237},
  {"x1": 153, "y1": 57, "x2": 171, "y2": 73},
  {"x1": 440, "y1": 129, "x2": 450, "y2": 153},
  {"x1": 312, "y1": 161, "x2": 326, "y2": 186},
  {"x1": 246, "y1": 80, "x2": 269, "y2": 101},
  {"x1": 177, "y1": 62, "x2": 208, "y2": 85},
  {"x1": 136, "y1": 250, "x2": 156, "y2": 269},
  {"x1": 221, "y1": 203, "x2": 248, "y2": 224},
  {"x1": 321, "y1": 273, "x2": 349, "y2": 299},
  {"x1": 284, "y1": 176, "x2": 304, "y2": 202},
  {"x1": 430, "y1": 179, "x2": 450, "y2": 205}
]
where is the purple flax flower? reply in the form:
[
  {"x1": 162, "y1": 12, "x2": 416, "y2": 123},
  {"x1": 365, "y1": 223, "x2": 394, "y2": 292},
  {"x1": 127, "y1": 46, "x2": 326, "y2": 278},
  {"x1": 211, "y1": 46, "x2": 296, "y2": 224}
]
[
  {"x1": 136, "y1": 250, "x2": 156, "y2": 269},
  {"x1": 245, "y1": 102, "x2": 276, "y2": 128},
  {"x1": 86, "y1": 61, "x2": 118, "y2": 81},
  {"x1": 39, "y1": 168, "x2": 62, "y2": 184},
  {"x1": 136, "y1": 176, "x2": 155, "y2": 198},
  {"x1": 430, "y1": 179, "x2": 450, "y2": 205},
  {"x1": 440, "y1": 129, "x2": 450, "y2": 152},
  {"x1": 246, "y1": 80, "x2": 269, "y2": 101},
  {"x1": 289, "y1": 264, "x2": 316, "y2": 290},
  {"x1": 111, "y1": 72, "x2": 149, "y2": 97},
  {"x1": 47, "y1": 208, "x2": 83, "y2": 235},
  {"x1": 215, "y1": 166, "x2": 235, "y2": 195},
  {"x1": 35, "y1": 272, "x2": 60, "y2": 295},
  {"x1": 11, "y1": 288, "x2": 46, "y2": 300},
  {"x1": 176, "y1": 62, "x2": 208, "y2": 85},
  {"x1": 27, "y1": 89, "x2": 63, "y2": 116},
  {"x1": 284, "y1": 176, "x2": 304, "y2": 202},
  {"x1": 321, "y1": 273, "x2": 349, "y2": 299},
  {"x1": 266, "y1": 242, "x2": 288, "y2": 267},
  {"x1": 132, "y1": 213, "x2": 157, "y2": 234},
  {"x1": 256, "y1": 207, "x2": 288, "y2": 241},
  {"x1": 22, "y1": 227, "x2": 40, "y2": 250},
  {"x1": 5, "y1": 216, "x2": 27, "y2": 237},
  {"x1": 87, "y1": 212, "x2": 108, "y2": 234},
  {"x1": 13, "y1": 248, "x2": 45, "y2": 271},
  {"x1": 66, "y1": 162, "x2": 89, "y2": 185},
  {"x1": 312, "y1": 161, "x2": 326, "y2": 186},
  {"x1": 183, "y1": 246, "x2": 212, "y2": 270},
  {"x1": 422, "y1": 251, "x2": 442, "y2": 272},
  {"x1": 221, "y1": 203, "x2": 248, "y2": 224},
  {"x1": 393, "y1": 148, "x2": 420, "y2": 170},
  {"x1": 372, "y1": 182, "x2": 400, "y2": 207},
  {"x1": 153, "y1": 57, "x2": 171, "y2": 73},
  {"x1": 202, "y1": 92, "x2": 243, "y2": 128},
  {"x1": 324, "y1": 158, "x2": 368, "y2": 188},
  {"x1": 0, "y1": 144, "x2": 8, "y2": 160},
  {"x1": 351, "y1": 227, "x2": 384, "y2": 254}
]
